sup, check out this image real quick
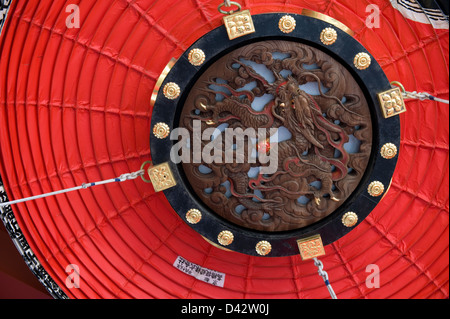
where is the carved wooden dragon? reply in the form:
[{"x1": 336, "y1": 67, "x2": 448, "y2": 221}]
[{"x1": 180, "y1": 41, "x2": 372, "y2": 232}]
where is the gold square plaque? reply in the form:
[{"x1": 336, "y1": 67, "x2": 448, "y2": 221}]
[
  {"x1": 377, "y1": 87, "x2": 407, "y2": 119},
  {"x1": 297, "y1": 235, "x2": 326, "y2": 261},
  {"x1": 223, "y1": 10, "x2": 256, "y2": 40},
  {"x1": 148, "y1": 162, "x2": 177, "y2": 192}
]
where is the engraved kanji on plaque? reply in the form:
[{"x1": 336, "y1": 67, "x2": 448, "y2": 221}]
[
  {"x1": 148, "y1": 162, "x2": 177, "y2": 192},
  {"x1": 223, "y1": 10, "x2": 256, "y2": 40},
  {"x1": 377, "y1": 87, "x2": 406, "y2": 119},
  {"x1": 297, "y1": 235, "x2": 326, "y2": 260}
]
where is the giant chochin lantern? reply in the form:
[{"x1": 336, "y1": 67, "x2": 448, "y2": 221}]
[{"x1": 0, "y1": 0, "x2": 448, "y2": 299}]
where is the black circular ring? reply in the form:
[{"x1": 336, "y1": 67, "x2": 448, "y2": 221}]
[{"x1": 150, "y1": 13, "x2": 400, "y2": 257}]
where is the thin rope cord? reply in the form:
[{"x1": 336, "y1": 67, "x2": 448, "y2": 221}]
[{"x1": 0, "y1": 169, "x2": 145, "y2": 208}]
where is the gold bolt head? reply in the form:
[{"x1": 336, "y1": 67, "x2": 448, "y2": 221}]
[
  {"x1": 342, "y1": 212, "x2": 358, "y2": 227},
  {"x1": 368, "y1": 181, "x2": 385, "y2": 197},
  {"x1": 218, "y1": 231, "x2": 234, "y2": 246},
  {"x1": 354, "y1": 52, "x2": 371, "y2": 70},
  {"x1": 255, "y1": 241, "x2": 272, "y2": 256},
  {"x1": 381, "y1": 143, "x2": 398, "y2": 159},
  {"x1": 153, "y1": 122, "x2": 170, "y2": 139},
  {"x1": 188, "y1": 48, "x2": 206, "y2": 66},
  {"x1": 320, "y1": 28, "x2": 338, "y2": 45},
  {"x1": 186, "y1": 209, "x2": 202, "y2": 224},
  {"x1": 279, "y1": 15, "x2": 296, "y2": 33},
  {"x1": 163, "y1": 82, "x2": 181, "y2": 100}
]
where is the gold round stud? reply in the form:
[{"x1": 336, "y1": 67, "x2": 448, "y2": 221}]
[
  {"x1": 186, "y1": 209, "x2": 202, "y2": 225},
  {"x1": 279, "y1": 15, "x2": 296, "y2": 33},
  {"x1": 320, "y1": 28, "x2": 337, "y2": 45},
  {"x1": 188, "y1": 48, "x2": 206, "y2": 66},
  {"x1": 153, "y1": 122, "x2": 170, "y2": 139},
  {"x1": 163, "y1": 82, "x2": 181, "y2": 100},
  {"x1": 381, "y1": 143, "x2": 398, "y2": 159},
  {"x1": 218, "y1": 231, "x2": 234, "y2": 246},
  {"x1": 342, "y1": 212, "x2": 358, "y2": 227},
  {"x1": 255, "y1": 241, "x2": 272, "y2": 256},
  {"x1": 354, "y1": 52, "x2": 371, "y2": 70},
  {"x1": 368, "y1": 181, "x2": 385, "y2": 197}
]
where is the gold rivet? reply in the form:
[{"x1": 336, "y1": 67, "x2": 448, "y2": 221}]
[
  {"x1": 342, "y1": 212, "x2": 358, "y2": 227},
  {"x1": 188, "y1": 48, "x2": 206, "y2": 66},
  {"x1": 153, "y1": 123, "x2": 170, "y2": 139},
  {"x1": 320, "y1": 27, "x2": 337, "y2": 45},
  {"x1": 279, "y1": 15, "x2": 296, "y2": 33},
  {"x1": 368, "y1": 181, "x2": 385, "y2": 197},
  {"x1": 354, "y1": 52, "x2": 371, "y2": 70},
  {"x1": 255, "y1": 241, "x2": 272, "y2": 256},
  {"x1": 186, "y1": 209, "x2": 202, "y2": 224},
  {"x1": 218, "y1": 231, "x2": 234, "y2": 246},
  {"x1": 163, "y1": 82, "x2": 181, "y2": 100},
  {"x1": 381, "y1": 143, "x2": 398, "y2": 159},
  {"x1": 150, "y1": 58, "x2": 176, "y2": 107}
]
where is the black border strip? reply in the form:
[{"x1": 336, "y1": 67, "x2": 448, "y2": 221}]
[
  {"x1": 0, "y1": 177, "x2": 68, "y2": 299},
  {"x1": 0, "y1": 0, "x2": 13, "y2": 36},
  {"x1": 0, "y1": 0, "x2": 68, "y2": 299}
]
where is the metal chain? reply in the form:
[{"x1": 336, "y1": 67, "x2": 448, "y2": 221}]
[
  {"x1": 313, "y1": 257, "x2": 338, "y2": 299},
  {"x1": 119, "y1": 169, "x2": 146, "y2": 181},
  {"x1": 0, "y1": 169, "x2": 145, "y2": 208},
  {"x1": 391, "y1": 81, "x2": 449, "y2": 105},
  {"x1": 218, "y1": 0, "x2": 241, "y2": 15},
  {"x1": 403, "y1": 91, "x2": 449, "y2": 104}
]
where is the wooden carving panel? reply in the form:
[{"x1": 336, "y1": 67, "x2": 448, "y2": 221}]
[{"x1": 179, "y1": 40, "x2": 373, "y2": 232}]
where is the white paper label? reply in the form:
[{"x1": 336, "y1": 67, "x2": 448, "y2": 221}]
[{"x1": 173, "y1": 256, "x2": 225, "y2": 288}]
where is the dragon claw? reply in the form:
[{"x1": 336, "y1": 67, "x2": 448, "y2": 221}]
[{"x1": 314, "y1": 197, "x2": 321, "y2": 205}]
